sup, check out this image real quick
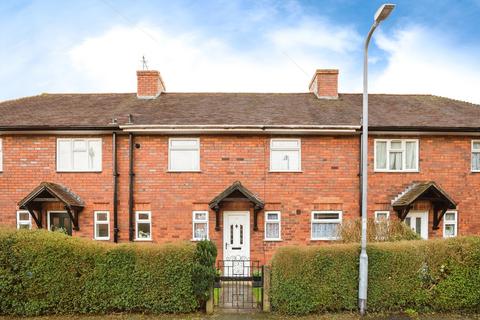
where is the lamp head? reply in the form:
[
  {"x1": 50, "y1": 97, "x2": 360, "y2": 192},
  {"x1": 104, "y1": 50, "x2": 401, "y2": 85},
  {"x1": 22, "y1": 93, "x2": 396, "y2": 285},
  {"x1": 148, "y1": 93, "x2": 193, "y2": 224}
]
[{"x1": 374, "y1": 4, "x2": 395, "y2": 23}]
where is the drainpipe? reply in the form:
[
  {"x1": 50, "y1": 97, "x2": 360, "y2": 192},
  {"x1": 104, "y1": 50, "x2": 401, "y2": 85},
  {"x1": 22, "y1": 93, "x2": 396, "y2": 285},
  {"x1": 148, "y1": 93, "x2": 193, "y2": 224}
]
[
  {"x1": 112, "y1": 132, "x2": 119, "y2": 243},
  {"x1": 359, "y1": 133, "x2": 363, "y2": 218},
  {"x1": 128, "y1": 133, "x2": 135, "y2": 241}
]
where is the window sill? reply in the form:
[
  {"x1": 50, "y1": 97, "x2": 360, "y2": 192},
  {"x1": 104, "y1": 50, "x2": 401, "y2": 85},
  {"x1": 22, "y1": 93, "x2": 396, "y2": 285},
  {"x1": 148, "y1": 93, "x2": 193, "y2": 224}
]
[
  {"x1": 57, "y1": 170, "x2": 103, "y2": 173},
  {"x1": 374, "y1": 170, "x2": 419, "y2": 173},
  {"x1": 269, "y1": 170, "x2": 303, "y2": 173},
  {"x1": 93, "y1": 238, "x2": 110, "y2": 241},
  {"x1": 167, "y1": 170, "x2": 202, "y2": 173},
  {"x1": 264, "y1": 239, "x2": 282, "y2": 242},
  {"x1": 134, "y1": 238, "x2": 153, "y2": 242},
  {"x1": 191, "y1": 238, "x2": 210, "y2": 242}
]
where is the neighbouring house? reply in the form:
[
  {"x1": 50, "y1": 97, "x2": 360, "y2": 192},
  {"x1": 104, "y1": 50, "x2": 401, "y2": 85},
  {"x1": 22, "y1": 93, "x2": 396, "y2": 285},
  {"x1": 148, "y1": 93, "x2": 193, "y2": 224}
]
[{"x1": 0, "y1": 68, "x2": 479, "y2": 264}]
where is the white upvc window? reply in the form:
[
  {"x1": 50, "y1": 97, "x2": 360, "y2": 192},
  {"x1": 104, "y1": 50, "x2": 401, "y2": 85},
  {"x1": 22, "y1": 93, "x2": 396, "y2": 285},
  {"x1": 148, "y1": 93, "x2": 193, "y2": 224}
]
[
  {"x1": 94, "y1": 211, "x2": 110, "y2": 240},
  {"x1": 311, "y1": 211, "x2": 342, "y2": 240},
  {"x1": 192, "y1": 211, "x2": 209, "y2": 241},
  {"x1": 0, "y1": 138, "x2": 3, "y2": 172},
  {"x1": 472, "y1": 141, "x2": 480, "y2": 172},
  {"x1": 168, "y1": 138, "x2": 200, "y2": 172},
  {"x1": 374, "y1": 139, "x2": 419, "y2": 172},
  {"x1": 17, "y1": 211, "x2": 31, "y2": 229},
  {"x1": 135, "y1": 211, "x2": 152, "y2": 241},
  {"x1": 374, "y1": 211, "x2": 390, "y2": 223},
  {"x1": 270, "y1": 138, "x2": 301, "y2": 172},
  {"x1": 443, "y1": 211, "x2": 458, "y2": 238},
  {"x1": 57, "y1": 138, "x2": 102, "y2": 172},
  {"x1": 264, "y1": 211, "x2": 281, "y2": 241}
]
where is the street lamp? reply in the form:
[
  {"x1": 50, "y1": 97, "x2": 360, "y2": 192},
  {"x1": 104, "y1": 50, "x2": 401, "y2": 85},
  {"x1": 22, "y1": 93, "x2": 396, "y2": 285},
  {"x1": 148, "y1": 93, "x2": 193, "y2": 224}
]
[{"x1": 359, "y1": 3, "x2": 395, "y2": 316}]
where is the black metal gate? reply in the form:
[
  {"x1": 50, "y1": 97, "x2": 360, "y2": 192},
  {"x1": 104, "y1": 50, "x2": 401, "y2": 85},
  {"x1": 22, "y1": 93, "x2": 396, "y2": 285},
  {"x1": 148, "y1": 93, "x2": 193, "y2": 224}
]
[{"x1": 214, "y1": 260, "x2": 263, "y2": 310}]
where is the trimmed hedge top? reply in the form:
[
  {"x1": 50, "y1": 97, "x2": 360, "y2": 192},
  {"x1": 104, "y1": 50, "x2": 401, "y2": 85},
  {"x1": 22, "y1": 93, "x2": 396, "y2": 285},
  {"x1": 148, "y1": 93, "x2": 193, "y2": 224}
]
[
  {"x1": 270, "y1": 237, "x2": 480, "y2": 315},
  {"x1": 0, "y1": 228, "x2": 208, "y2": 315}
]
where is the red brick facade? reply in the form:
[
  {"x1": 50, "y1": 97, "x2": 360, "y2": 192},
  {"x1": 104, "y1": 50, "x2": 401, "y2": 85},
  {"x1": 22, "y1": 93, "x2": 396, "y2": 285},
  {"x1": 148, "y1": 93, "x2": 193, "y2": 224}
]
[{"x1": 1, "y1": 133, "x2": 479, "y2": 264}]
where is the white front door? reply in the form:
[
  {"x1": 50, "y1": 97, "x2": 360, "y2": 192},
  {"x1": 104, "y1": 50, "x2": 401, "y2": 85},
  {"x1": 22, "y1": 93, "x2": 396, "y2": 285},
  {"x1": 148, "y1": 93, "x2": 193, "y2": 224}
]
[
  {"x1": 405, "y1": 211, "x2": 429, "y2": 239},
  {"x1": 223, "y1": 211, "x2": 250, "y2": 276}
]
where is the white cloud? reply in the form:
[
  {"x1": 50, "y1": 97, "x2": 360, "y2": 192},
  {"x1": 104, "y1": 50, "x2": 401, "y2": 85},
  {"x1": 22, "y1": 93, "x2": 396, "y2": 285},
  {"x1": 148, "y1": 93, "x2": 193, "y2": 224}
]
[
  {"x1": 68, "y1": 22, "x2": 362, "y2": 94},
  {"x1": 371, "y1": 25, "x2": 480, "y2": 104}
]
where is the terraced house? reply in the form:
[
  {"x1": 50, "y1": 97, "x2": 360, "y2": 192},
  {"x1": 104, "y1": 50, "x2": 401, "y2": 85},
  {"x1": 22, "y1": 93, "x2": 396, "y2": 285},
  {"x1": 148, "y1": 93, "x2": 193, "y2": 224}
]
[{"x1": 1, "y1": 69, "x2": 479, "y2": 263}]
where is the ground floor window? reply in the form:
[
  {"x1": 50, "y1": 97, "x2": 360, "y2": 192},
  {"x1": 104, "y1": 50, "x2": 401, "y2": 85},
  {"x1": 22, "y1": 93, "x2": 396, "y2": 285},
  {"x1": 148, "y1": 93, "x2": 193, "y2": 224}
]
[
  {"x1": 264, "y1": 211, "x2": 281, "y2": 240},
  {"x1": 16, "y1": 211, "x2": 31, "y2": 229},
  {"x1": 94, "y1": 211, "x2": 110, "y2": 240},
  {"x1": 374, "y1": 211, "x2": 390, "y2": 222},
  {"x1": 192, "y1": 211, "x2": 208, "y2": 240},
  {"x1": 311, "y1": 211, "x2": 342, "y2": 240},
  {"x1": 443, "y1": 211, "x2": 457, "y2": 238},
  {"x1": 135, "y1": 211, "x2": 152, "y2": 240}
]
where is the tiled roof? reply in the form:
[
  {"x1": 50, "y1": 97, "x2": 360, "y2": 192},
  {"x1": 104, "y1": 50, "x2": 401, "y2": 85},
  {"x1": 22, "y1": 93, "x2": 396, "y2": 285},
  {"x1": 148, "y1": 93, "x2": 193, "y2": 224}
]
[
  {"x1": 18, "y1": 182, "x2": 85, "y2": 209},
  {"x1": 392, "y1": 181, "x2": 456, "y2": 209},
  {"x1": 0, "y1": 92, "x2": 479, "y2": 130}
]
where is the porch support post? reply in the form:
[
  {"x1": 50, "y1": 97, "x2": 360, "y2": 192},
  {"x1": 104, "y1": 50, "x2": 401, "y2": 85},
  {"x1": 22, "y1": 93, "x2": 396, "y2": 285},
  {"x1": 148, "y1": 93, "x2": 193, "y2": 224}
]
[
  {"x1": 65, "y1": 206, "x2": 80, "y2": 231},
  {"x1": 396, "y1": 205, "x2": 412, "y2": 221},
  {"x1": 214, "y1": 206, "x2": 220, "y2": 231},
  {"x1": 433, "y1": 205, "x2": 447, "y2": 230},
  {"x1": 253, "y1": 205, "x2": 262, "y2": 231},
  {"x1": 26, "y1": 205, "x2": 42, "y2": 228}
]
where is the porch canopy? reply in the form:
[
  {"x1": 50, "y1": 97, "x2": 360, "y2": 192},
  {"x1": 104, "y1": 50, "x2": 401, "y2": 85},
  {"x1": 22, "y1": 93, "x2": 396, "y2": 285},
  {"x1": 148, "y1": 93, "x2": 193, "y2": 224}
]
[
  {"x1": 209, "y1": 181, "x2": 264, "y2": 231},
  {"x1": 392, "y1": 181, "x2": 456, "y2": 230},
  {"x1": 18, "y1": 182, "x2": 84, "y2": 231}
]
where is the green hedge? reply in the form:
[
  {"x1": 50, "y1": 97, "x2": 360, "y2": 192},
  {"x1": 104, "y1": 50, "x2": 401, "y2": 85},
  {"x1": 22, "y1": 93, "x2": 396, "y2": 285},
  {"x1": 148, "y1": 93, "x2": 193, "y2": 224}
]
[
  {"x1": 270, "y1": 237, "x2": 480, "y2": 315},
  {"x1": 0, "y1": 228, "x2": 212, "y2": 315}
]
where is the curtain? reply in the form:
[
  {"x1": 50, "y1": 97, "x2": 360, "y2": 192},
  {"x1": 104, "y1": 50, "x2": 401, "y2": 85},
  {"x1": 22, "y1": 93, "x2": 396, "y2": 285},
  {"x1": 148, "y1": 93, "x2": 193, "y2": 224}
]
[
  {"x1": 375, "y1": 141, "x2": 387, "y2": 169},
  {"x1": 389, "y1": 152, "x2": 402, "y2": 170},
  {"x1": 312, "y1": 223, "x2": 339, "y2": 239},
  {"x1": 405, "y1": 141, "x2": 417, "y2": 169},
  {"x1": 266, "y1": 222, "x2": 279, "y2": 239},
  {"x1": 473, "y1": 152, "x2": 480, "y2": 171}
]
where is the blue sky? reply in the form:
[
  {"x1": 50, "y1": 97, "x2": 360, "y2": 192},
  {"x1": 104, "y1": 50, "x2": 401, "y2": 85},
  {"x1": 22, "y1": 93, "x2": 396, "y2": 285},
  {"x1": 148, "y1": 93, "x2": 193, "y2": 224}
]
[{"x1": 1, "y1": 0, "x2": 480, "y2": 103}]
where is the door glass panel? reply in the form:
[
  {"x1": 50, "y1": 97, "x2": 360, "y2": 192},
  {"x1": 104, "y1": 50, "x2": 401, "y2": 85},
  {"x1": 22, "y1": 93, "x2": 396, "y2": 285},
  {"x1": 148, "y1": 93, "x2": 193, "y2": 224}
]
[
  {"x1": 230, "y1": 225, "x2": 233, "y2": 244},
  {"x1": 415, "y1": 217, "x2": 422, "y2": 235},
  {"x1": 240, "y1": 225, "x2": 243, "y2": 245}
]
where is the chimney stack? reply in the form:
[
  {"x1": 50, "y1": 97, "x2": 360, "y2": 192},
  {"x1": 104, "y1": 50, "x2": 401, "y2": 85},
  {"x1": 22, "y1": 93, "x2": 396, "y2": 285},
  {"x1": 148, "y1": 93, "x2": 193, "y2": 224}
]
[
  {"x1": 309, "y1": 69, "x2": 338, "y2": 99},
  {"x1": 137, "y1": 70, "x2": 166, "y2": 99}
]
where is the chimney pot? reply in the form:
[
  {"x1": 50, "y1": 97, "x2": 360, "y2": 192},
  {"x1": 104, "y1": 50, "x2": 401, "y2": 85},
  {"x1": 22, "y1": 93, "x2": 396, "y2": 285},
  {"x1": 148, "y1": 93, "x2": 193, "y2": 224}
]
[
  {"x1": 137, "y1": 70, "x2": 166, "y2": 99},
  {"x1": 309, "y1": 69, "x2": 339, "y2": 99}
]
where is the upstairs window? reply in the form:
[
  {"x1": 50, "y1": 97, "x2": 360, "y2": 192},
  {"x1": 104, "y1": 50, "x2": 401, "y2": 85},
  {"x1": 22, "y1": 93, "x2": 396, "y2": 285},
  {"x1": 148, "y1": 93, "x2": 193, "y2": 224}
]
[
  {"x1": 192, "y1": 211, "x2": 209, "y2": 240},
  {"x1": 17, "y1": 211, "x2": 31, "y2": 229},
  {"x1": 135, "y1": 211, "x2": 152, "y2": 241},
  {"x1": 311, "y1": 211, "x2": 342, "y2": 240},
  {"x1": 57, "y1": 138, "x2": 102, "y2": 172},
  {"x1": 168, "y1": 138, "x2": 200, "y2": 172},
  {"x1": 0, "y1": 138, "x2": 3, "y2": 172},
  {"x1": 264, "y1": 211, "x2": 281, "y2": 240},
  {"x1": 270, "y1": 139, "x2": 301, "y2": 172},
  {"x1": 94, "y1": 211, "x2": 110, "y2": 240},
  {"x1": 472, "y1": 141, "x2": 480, "y2": 172},
  {"x1": 443, "y1": 211, "x2": 458, "y2": 238},
  {"x1": 375, "y1": 139, "x2": 418, "y2": 172}
]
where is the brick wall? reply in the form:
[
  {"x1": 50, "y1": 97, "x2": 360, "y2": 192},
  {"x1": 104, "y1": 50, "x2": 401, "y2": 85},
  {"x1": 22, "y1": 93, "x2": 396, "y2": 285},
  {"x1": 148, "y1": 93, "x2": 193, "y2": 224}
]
[{"x1": 0, "y1": 133, "x2": 479, "y2": 264}]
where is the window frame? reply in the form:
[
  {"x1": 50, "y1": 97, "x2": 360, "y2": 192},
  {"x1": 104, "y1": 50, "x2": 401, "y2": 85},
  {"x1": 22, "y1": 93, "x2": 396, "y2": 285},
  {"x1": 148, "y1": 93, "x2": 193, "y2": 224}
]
[
  {"x1": 0, "y1": 138, "x2": 3, "y2": 172},
  {"x1": 471, "y1": 140, "x2": 480, "y2": 172},
  {"x1": 374, "y1": 139, "x2": 419, "y2": 172},
  {"x1": 374, "y1": 211, "x2": 390, "y2": 223},
  {"x1": 443, "y1": 210, "x2": 458, "y2": 238},
  {"x1": 16, "y1": 210, "x2": 32, "y2": 229},
  {"x1": 269, "y1": 138, "x2": 302, "y2": 172},
  {"x1": 311, "y1": 211, "x2": 342, "y2": 241},
  {"x1": 264, "y1": 211, "x2": 282, "y2": 241},
  {"x1": 192, "y1": 211, "x2": 209, "y2": 241},
  {"x1": 135, "y1": 211, "x2": 152, "y2": 241},
  {"x1": 168, "y1": 138, "x2": 201, "y2": 172},
  {"x1": 56, "y1": 138, "x2": 102, "y2": 172},
  {"x1": 94, "y1": 211, "x2": 110, "y2": 241}
]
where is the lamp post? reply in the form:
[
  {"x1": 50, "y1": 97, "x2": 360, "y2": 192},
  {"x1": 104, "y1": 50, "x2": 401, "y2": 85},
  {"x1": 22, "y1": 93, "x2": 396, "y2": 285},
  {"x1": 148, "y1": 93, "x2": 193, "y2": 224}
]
[{"x1": 359, "y1": 3, "x2": 395, "y2": 316}]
